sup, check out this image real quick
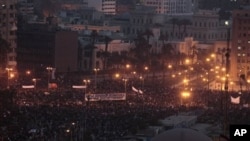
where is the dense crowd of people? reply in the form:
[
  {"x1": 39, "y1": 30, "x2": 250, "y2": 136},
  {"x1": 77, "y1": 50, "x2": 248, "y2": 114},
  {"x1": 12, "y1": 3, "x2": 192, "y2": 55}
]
[{"x1": 1, "y1": 76, "x2": 250, "y2": 141}]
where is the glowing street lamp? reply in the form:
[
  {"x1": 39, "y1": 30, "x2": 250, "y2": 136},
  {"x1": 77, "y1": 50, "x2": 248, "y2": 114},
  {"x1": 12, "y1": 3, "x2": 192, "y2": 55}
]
[
  {"x1": 115, "y1": 73, "x2": 120, "y2": 78},
  {"x1": 181, "y1": 90, "x2": 191, "y2": 105},
  {"x1": 83, "y1": 79, "x2": 91, "y2": 93},
  {"x1": 168, "y1": 64, "x2": 172, "y2": 69},
  {"x1": 144, "y1": 66, "x2": 149, "y2": 79},
  {"x1": 46, "y1": 67, "x2": 53, "y2": 89},
  {"x1": 32, "y1": 78, "x2": 37, "y2": 88},
  {"x1": 126, "y1": 64, "x2": 130, "y2": 69},
  {"x1": 181, "y1": 91, "x2": 191, "y2": 98},
  {"x1": 122, "y1": 78, "x2": 128, "y2": 94},
  {"x1": 185, "y1": 59, "x2": 190, "y2": 65},
  {"x1": 6, "y1": 68, "x2": 13, "y2": 89}
]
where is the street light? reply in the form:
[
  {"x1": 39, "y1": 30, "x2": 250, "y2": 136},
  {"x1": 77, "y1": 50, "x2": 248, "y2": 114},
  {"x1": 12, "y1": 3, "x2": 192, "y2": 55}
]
[
  {"x1": 122, "y1": 78, "x2": 128, "y2": 94},
  {"x1": 32, "y1": 78, "x2": 37, "y2": 88},
  {"x1": 139, "y1": 76, "x2": 144, "y2": 90},
  {"x1": 6, "y1": 68, "x2": 13, "y2": 89},
  {"x1": 144, "y1": 66, "x2": 149, "y2": 79},
  {"x1": 94, "y1": 68, "x2": 100, "y2": 90},
  {"x1": 46, "y1": 67, "x2": 53, "y2": 89},
  {"x1": 83, "y1": 79, "x2": 91, "y2": 93},
  {"x1": 181, "y1": 90, "x2": 191, "y2": 105},
  {"x1": 223, "y1": 20, "x2": 231, "y2": 136}
]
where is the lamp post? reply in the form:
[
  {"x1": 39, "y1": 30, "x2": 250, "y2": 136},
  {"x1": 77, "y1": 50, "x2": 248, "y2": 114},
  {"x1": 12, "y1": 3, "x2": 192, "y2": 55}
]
[
  {"x1": 32, "y1": 78, "x2": 37, "y2": 88},
  {"x1": 6, "y1": 68, "x2": 13, "y2": 89},
  {"x1": 223, "y1": 20, "x2": 231, "y2": 136},
  {"x1": 94, "y1": 68, "x2": 100, "y2": 90},
  {"x1": 144, "y1": 66, "x2": 149, "y2": 80},
  {"x1": 123, "y1": 78, "x2": 128, "y2": 94},
  {"x1": 46, "y1": 67, "x2": 53, "y2": 89},
  {"x1": 83, "y1": 79, "x2": 90, "y2": 93}
]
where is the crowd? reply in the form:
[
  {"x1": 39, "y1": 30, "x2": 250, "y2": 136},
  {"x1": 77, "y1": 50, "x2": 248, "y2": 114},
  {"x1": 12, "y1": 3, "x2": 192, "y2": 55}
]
[{"x1": 0, "y1": 76, "x2": 250, "y2": 141}]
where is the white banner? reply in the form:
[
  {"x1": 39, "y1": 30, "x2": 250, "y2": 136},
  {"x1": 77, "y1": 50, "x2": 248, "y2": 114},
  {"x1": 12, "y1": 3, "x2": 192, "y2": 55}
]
[
  {"x1": 72, "y1": 85, "x2": 87, "y2": 89},
  {"x1": 22, "y1": 85, "x2": 35, "y2": 89},
  {"x1": 132, "y1": 86, "x2": 143, "y2": 94},
  {"x1": 85, "y1": 93, "x2": 126, "y2": 101},
  {"x1": 231, "y1": 96, "x2": 240, "y2": 104}
]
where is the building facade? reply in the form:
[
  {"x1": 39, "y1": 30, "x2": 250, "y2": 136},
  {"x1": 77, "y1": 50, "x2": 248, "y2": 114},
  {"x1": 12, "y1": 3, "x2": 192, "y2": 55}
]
[
  {"x1": 17, "y1": 23, "x2": 78, "y2": 74},
  {"x1": 87, "y1": 0, "x2": 117, "y2": 15},
  {"x1": 231, "y1": 9, "x2": 250, "y2": 82},
  {"x1": 142, "y1": 0, "x2": 196, "y2": 15},
  {"x1": 0, "y1": 0, "x2": 18, "y2": 71}
]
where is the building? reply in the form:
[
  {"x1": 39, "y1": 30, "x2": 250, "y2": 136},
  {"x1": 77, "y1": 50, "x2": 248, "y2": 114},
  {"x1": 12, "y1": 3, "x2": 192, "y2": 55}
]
[
  {"x1": 231, "y1": 9, "x2": 250, "y2": 82},
  {"x1": 0, "y1": 0, "x2": 18, "y2": 71},
  {"x1": 78, "y1": 34, "x2": 133, "y2": 71},
  {"x1": 116, "y1": 0, "x2": 136, "y2": 14},
  {"x1": 142, "y1": 0, "x2": 196, "y2": 15},
  {"x1": 87, "y1": 0, "x2": 117, "y2": 15},
  {"x1": 17, "y1": 0, "x2": 34, "y2": 15},
  {"x1": 17, "y1": 23, "x2": 78, "y2": 74}
]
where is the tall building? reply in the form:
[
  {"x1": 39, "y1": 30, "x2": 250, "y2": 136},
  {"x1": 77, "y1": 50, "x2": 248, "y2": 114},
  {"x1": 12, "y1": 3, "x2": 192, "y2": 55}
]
[
  {"x1": 231, "y1": 9, "x2": 250, "y2": 82},
  {"x1": 142, "y1": 0, "x2": 196, "y2": 15},
  {"x1": 0, "y1": 0, "x2": 18, "y2": 70},
  {"x1": 17, "y1": 23, "x2": 78, "y2": 74},
  {"x1": 86, "y1": 0, "x2": 117, "y2": 15}
]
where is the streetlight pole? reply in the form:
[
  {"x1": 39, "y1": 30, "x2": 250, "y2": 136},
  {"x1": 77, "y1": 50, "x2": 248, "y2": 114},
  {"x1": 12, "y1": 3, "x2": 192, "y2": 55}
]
[
  {"x1": 223, "y1": 20, "x2": 230, "y2": 136},
  {"x1": 46, "y1": 67, "x2": 52, "y2": 89},
  {"x1": 94, "y1": 68, "x2": 99, "y2": 90},
  {"x1": 32, "y1": 78, "x2": 37, "y2": 88},
  {"x1": 83, "y1": 79, "x2": 90, "y2": 94},
  {"x1": 123, "y1": 78, "x2": 128, "y2": 94},
  {"x1": 6, "y1": 68, "x2": 13, "y2": 89}
]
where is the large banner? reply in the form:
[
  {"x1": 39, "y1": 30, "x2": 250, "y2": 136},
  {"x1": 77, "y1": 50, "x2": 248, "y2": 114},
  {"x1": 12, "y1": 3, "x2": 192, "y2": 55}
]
[
  {"x1": 85, "y1": 93, "x2": 126, "y2": 101},
  {"x1": 72, "y1": 85, "x2": 87, "y2": 89}
]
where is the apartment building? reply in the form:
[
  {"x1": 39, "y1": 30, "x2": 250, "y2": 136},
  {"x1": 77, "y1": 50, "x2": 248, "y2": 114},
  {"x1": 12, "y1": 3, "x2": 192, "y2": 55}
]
[
  {"x1": 87, "y1": 0, "x2": 117, "y2": 15},
  {"x1": 0, "y1": 0, "x2": 18, "y2": 71},
  {"x1": 231, "y1": 9, "x2": 250, "y2": 81},
  {"x1": 142, "y1": 0, "x2": 196, "y2": 15}
]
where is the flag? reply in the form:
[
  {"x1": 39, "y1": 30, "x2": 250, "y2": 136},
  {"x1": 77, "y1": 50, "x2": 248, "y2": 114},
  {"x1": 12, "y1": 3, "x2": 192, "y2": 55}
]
[
  {"x1": 139, "y1": 89, "x2": 143, "y2": 94},
  {"x1": 230, "y1": 96, "x2": 240, "y2": 104},
  {"x1": 132, "y1": 86, "x2": 139, "y2": 93}
]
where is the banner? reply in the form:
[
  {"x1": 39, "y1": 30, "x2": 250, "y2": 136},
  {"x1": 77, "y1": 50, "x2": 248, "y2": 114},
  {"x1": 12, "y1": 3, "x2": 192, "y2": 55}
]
[
  {"x1": 231, "y1": 96, "x2": 240, "y2": 104},
  {"x1": 85, "y1": 93, "x2": 126, "y2": 101},
  {"x1": 132, "y1": 86, "x2": 143, "y2": 94},
  {"x1": 72, "y1": 85, "x2": 87, "y2": 89},
  {"x1": 22, "y1": 85, "x2": 35, "y2": 89},
  {"x1": 132, "y1": 86, "x2": 139, "y2": 93}
]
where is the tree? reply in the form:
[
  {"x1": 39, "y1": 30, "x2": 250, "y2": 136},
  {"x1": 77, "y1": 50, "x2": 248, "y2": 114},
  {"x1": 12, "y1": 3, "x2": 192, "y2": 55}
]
[
  {"x1": 190, "y1": 45, "x2": 198, "y2": 64},
  {"x1": 181, "y1": 19, "x2": 192, "y2": 37},
  {"x1": 88, "y1": 30, "x2": 98, "y2": 70},
  {"x1": 131, "y1": 33, "x2": 152, "y2": 68},
  {"x1": 176, "y1": 19, "x2": 183, "y2": 39},
  {"x1": 170, "y1": 18, "x2": 178, "y2": 38},
  {"x1": 103, "y1": 36, "x2": 112, "y2": 70},
  {"x1": 142, "y1": 29, "x2": 154, "y2": 45}
]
